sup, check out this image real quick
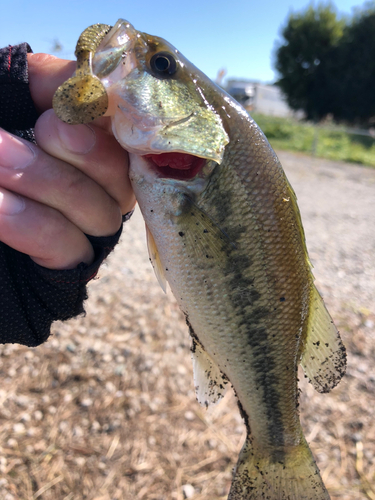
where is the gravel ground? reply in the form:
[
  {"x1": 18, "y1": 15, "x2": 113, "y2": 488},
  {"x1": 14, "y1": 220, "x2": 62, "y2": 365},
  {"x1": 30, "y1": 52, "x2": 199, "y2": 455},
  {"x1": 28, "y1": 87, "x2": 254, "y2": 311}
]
[
  {"x1": 277, "y1": 151, "x2": 375, "y2": 312},
  {"x1": 0, "y1": 151, "x2": 374, "y2": 500}
]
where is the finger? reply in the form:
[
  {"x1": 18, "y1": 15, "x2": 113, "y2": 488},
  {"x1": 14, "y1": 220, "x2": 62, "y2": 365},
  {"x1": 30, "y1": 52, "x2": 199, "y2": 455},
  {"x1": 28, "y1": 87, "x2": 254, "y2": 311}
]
[
  {"x1": 27, "y1": 53, "x2": 113, "y2": 133},
  {"x1": 0, "y1": 128, "x2": 122, "y2": 237},
  {"x1": 35, "y1": 110, "x2": 136, "y2": 215},
  {"x1": 27, "y1": 53, "x2": 76, "y2": 113},
  {"x1": 0, "y1": 187, "x2": 94, "y2": 270}
]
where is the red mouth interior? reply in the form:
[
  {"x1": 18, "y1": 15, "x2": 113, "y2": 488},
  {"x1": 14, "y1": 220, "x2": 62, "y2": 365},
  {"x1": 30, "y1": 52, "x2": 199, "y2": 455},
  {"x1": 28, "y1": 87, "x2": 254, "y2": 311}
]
[{"x1": 144, "y1": 153, "x2": 206, "y2": 179}]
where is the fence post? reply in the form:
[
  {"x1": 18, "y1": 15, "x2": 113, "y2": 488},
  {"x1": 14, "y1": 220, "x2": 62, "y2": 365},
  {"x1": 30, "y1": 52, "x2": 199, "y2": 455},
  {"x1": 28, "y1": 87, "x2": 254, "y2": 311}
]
[{"x1": 312, "y1": 126, "x2": 318, "y2": 156}]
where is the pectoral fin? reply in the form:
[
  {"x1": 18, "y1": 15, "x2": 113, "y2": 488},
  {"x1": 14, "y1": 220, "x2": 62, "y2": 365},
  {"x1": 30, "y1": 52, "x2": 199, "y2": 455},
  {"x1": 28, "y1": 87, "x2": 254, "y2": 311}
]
[
  {"x1": 301, "y1": 286, "x2": 346, "y2": 393},
  {"x1": 191, "y1": 339, "x2": 228, "y2": 407},
  {"x1": 146, "y1": 225, "x2": 167, "y2": 293},
  {"x1": 179, "y1": 196, "x2": 235, "y2": 266}
]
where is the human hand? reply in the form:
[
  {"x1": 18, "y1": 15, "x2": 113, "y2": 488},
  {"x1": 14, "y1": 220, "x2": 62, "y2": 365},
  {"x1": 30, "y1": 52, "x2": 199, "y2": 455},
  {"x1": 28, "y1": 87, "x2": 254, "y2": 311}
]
[{"x1": 0, "y1": 53, "x2": 135, "y2": 270}]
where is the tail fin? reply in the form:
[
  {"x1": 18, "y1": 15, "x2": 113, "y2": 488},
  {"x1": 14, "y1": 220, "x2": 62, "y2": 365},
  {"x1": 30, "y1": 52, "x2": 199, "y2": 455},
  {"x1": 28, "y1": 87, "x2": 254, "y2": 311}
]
[{"x1": 228, "y1": 437, "x2": 330, "y2": 500}]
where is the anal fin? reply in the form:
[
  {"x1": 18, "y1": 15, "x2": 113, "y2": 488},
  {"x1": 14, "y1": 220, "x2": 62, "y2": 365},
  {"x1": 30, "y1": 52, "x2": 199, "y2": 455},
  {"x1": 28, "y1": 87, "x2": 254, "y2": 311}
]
[
  {"x1": 301, "y1": 286, "x2": 346, "y2": 393},
  {"x1": 191, "y1": 339, "x2": 228, "y2": 407}
]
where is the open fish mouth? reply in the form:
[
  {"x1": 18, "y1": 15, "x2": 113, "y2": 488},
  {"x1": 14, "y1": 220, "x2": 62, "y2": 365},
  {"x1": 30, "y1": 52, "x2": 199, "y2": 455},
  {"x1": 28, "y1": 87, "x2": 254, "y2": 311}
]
[{"x1": 143, "y1": 153, "x2": 206, "y2": 180}]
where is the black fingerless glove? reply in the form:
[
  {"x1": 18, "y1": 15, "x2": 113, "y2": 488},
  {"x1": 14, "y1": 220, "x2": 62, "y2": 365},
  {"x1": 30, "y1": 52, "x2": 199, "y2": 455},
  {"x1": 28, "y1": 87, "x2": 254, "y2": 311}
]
[{"x1": 0, "y1": 43, "x2": 131, "y2": 346}]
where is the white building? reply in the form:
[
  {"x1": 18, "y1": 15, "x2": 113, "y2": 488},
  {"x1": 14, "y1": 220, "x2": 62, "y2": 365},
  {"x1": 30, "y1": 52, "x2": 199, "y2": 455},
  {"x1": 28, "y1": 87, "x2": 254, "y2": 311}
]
[{"x1": 225, "y1": 79, "x2": 304, "y2": 118}]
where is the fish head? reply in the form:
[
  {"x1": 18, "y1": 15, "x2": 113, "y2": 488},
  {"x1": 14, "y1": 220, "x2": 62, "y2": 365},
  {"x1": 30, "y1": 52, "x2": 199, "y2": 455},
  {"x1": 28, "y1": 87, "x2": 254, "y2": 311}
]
[
  {"x1": 92, "y1": 19, "x2": 230, "y2": 168},
  {"x1": 53, "y1": 19, "x2": 235, "y2": 219}
]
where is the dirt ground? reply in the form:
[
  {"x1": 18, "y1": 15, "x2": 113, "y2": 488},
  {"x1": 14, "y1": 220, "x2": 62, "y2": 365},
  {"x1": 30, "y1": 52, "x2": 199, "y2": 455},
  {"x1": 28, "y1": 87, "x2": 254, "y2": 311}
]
[{"x1": 0, "y1": 151, "x2": 374, "y2": 500}]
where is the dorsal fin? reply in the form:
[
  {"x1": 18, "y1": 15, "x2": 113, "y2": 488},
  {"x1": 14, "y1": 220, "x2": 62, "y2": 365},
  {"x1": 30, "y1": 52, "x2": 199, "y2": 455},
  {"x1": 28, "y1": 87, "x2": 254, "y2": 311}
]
[{"x1": 300, "y1": 286, "x2": 346, "y2": 393}]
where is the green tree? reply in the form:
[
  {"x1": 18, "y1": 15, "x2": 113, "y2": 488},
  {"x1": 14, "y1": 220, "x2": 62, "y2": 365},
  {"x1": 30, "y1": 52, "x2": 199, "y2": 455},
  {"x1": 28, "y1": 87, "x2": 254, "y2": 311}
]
[
  {"x1": 329, "y1": 3, "x2": 375, "y2": 124},
  {"x1": 275, "y1": 3, "x2": 344, "y2": 120}
]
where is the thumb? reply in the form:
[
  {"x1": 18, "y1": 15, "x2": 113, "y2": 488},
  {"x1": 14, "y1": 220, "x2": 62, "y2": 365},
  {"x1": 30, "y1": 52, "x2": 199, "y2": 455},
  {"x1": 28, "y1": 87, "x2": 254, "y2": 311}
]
[{"x1": 27, "y1": 53, "x2": 76, "y2": 113}]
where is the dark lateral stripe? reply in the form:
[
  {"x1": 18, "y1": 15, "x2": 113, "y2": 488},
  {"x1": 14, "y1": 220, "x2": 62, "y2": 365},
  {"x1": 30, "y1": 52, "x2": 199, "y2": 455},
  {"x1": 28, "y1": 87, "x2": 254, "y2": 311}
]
[
  {"x1": 226, "y1": 249, "x2": 286, "y2": 455},
  {"x1": 190, "y1": 160, "x2": 287, "y2": 455}
]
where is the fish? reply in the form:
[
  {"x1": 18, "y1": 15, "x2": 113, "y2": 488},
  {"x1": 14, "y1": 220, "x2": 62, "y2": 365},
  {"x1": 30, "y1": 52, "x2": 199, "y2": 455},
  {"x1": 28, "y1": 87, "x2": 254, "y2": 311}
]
[{"x1": 53, "y1": 19, "x2": 347, "y2": 500}]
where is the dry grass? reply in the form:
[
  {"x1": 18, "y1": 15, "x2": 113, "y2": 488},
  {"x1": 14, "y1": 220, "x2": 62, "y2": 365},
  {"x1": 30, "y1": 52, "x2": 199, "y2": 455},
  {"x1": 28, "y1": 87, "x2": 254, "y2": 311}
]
[
  {"x1": 0, "y1": 276, "x2": 242, "y2": 500},
  {"x1": 0, "y1": 153, "x2": 374, "y2": 500}
]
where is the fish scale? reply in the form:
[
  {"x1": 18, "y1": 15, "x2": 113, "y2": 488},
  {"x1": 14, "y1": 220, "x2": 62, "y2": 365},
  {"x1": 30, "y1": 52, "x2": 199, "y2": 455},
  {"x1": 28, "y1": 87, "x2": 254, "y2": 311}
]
[
  {"x1": 135, "y1": 164, "x2": 299, "y2": 454},
  {"x1": 53, "y1": 18, "x2": 346, "y2": 499}
]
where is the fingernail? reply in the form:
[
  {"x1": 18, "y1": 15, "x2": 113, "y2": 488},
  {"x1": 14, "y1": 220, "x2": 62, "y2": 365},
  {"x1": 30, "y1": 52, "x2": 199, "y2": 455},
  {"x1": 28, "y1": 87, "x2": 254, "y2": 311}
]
[
  {"x1": 0, "y1": 130, "x2": 36, "y2": 169},
  {"x1": 56, "y1": 120, "x2": 96, "y2": 154},
  {"x1": 0, "y1": 190, "x2": 25, "y2": 215}
]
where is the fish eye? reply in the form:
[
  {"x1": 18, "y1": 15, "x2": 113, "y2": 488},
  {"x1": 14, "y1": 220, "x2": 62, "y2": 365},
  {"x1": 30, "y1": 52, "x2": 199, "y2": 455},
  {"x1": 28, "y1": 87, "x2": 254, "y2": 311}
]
[{"x1": 150, "y1": 51, "x2": 177, "y2": 77}]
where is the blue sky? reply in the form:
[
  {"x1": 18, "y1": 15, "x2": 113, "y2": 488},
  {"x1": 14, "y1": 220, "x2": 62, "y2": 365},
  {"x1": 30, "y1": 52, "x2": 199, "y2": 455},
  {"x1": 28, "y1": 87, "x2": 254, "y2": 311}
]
[{"x1": 1, "y1": 0, "x2": 366, "y2": 84}]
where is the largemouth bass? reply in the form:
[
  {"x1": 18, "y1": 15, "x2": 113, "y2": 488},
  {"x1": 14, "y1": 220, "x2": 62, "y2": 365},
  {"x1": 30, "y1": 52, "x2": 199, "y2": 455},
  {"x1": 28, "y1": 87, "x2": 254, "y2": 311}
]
[{"x1": 53, "y1": 20, "x2": 346, "y2": 499}]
